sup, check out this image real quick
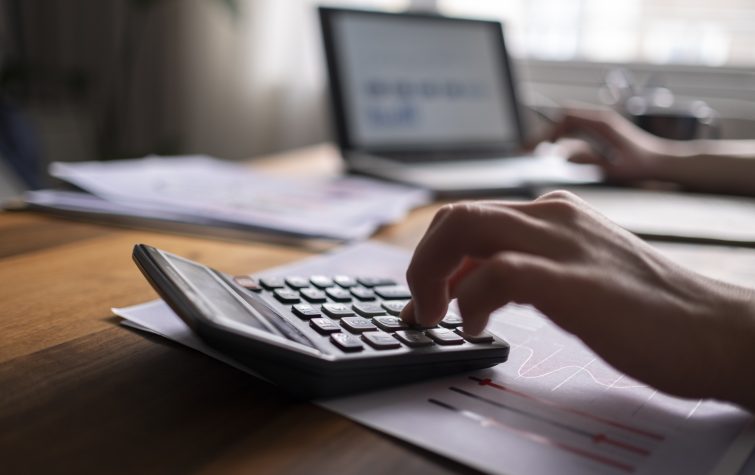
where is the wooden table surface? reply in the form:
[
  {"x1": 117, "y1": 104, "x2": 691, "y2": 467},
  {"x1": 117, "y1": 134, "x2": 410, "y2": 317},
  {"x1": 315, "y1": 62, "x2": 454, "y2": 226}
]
[{"x1": 0, "y1": 145, "x2": 483, "y2": 474}]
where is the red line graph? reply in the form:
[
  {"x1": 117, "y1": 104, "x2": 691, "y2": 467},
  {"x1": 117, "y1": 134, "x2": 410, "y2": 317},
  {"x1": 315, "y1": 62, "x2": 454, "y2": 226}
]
[
  {"x1": 429, "y1": 398, "x2": 637, "y2": 473},
  {"x1": 471, "y1": 376, "x2": 666, "y2": 441},
  {"x1": 450, "y1": 387, "x2": 651, "y2": 457}
]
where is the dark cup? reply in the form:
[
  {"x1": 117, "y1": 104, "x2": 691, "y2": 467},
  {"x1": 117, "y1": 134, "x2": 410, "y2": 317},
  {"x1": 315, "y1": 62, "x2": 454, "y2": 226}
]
[{"x1": 632, "y1": 112, "x2": 704, "y2": 141}]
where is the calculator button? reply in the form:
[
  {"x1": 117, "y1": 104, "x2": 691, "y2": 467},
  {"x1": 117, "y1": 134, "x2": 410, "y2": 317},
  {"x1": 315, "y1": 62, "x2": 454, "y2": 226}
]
[
  {"x1": 322, "y1": 303, "x2": 355, "y2": 319},
  {"x1": 455, "y1": 329, "x2": 495, "y2": 344},
  {"x1": 375, "y1": 285, "x2": 412, "y2": 300},
  {"x1": 357, "y1": 277, "x2": 396, "y2": 288},
  {"x1": 373, "y1": 316, "x2": 409, "y2": 332},
  {"x1": 260, "y1": 277, "x2": 285, "y2": 290},
  {"x1": 352, "y1": 302, "x2": 386, "y2": 317},
  {"x1": 350, "y1": 286, "x2": 376, "y2": 301},
  {"x1": 310, "y1": 318, "x2": 341, "y2": 334},
  {"x1": 394, "y1": 330, "x2": 434, "y2": 348},
  {"x1": 273, "y1": 288, "x2": 301, "y2": 304},
  {"x1": 426, "y1": 328, "x2": 465, "y2": 345},
  {"x1": 309, "y1": 275, "x2": 333, "y2": 289},
  {"x1": 285, "y1": 276, "x2": 310, "y2": 289},
  {"x1": 439, "y1": 312, "x2": 463, "y2": 328},
  {"x1": 362, "y1": 331, "x2": 401, "y2": 350},
  {"x1": 233, "y1": 275, "x2": 262, "y2": 292},
  {"x1": 300, "y1": 288, "x2": 327, "y2": 303},
  {"x1": 381, "y1": 300, "x2": 408, "y2": 316},
  {"x1": 334, "y1": 275, "x2": 357, "y2": 288},
  {"x1": 325, "y1": 287, "x2": 352, "y2": 302},
  {"x1": 341, "y1": 316, "x2": 377, "y2": 333},
  {"x1": 292, "y1": 304, "x2": 321, "y2": 320},
  {"x1": 330, "y1": 333, "x2": 363, "y2": 352}
]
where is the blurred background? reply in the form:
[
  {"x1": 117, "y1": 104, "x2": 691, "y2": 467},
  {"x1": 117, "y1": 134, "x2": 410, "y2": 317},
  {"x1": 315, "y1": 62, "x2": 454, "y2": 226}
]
[{"x1": 1, "y1": 0, "x2": 754, "y2": 193}]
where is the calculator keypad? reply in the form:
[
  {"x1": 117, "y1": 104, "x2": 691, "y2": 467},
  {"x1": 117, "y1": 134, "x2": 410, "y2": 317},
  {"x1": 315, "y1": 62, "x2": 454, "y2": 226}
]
[
  {"x1": 292, "y1": 304, "x2": 321, "y2": 320},
  {"x1": 373, "y1": 316, "x2": 409, "y2": 332},
  {"x1": 350, "y1": 286, "x2": 376, "y2": 301},
  {"x1": 325, "y1": 287, "x2": 352, "y2": 302},
  {"x1": 330, "y1": 333, "x2": 363, "y2": 352},
  {"x1": 341, "y1": 316, "x2": 377, "y2": 333},
  {"x1": 273, "y1": 289, "x2": 301, "y2": 304},
  {"x1": 352, "y1": 302, "x2": 386, "y2": 317},
  {"x1": 374, "y1": 285, "x2": 412, "y2": 300},
  {"x1": 322, "y1": 303, "x2": 355, "y2": 319},
  {"x1": 394, "y1": 330, "x2": 434, "y2": 348},
  {"x1": 249, "y1": 275, "x2": 500, "y2": 354},
  {"x1": 381, "y1": 300, "x2": 407, "y2": 316},
  {"x1": 310, "y1": 317, "x2": 340, "y2": 334},
  {"x1": 300, "y1": 288, "x2": 327, "y2": 303},
  {"x1": 426, "y1": 328, "x2": 464, "y2": 345},
  {"x1": 309, "y1": 275, "x2": 334, "y2": 289},
  {"x1": 362, "y1": 331, "x2": 401, "y2": 350}
]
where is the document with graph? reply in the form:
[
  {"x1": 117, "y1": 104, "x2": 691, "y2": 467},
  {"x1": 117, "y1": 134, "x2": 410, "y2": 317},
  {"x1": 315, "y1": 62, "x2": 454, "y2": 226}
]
[{"x1": 115, "y1": 241, "x2": 755, "y2": 475}]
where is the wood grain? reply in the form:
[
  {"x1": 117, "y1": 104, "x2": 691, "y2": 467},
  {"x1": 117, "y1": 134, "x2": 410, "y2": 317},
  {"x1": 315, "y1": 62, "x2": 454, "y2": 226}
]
[{"x1": 0, "y1": 147, "x2": 465, "y2": 474}]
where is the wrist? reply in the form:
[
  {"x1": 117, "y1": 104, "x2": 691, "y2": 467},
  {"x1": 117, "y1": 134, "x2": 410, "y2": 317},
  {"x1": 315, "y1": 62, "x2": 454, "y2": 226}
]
[
  {"x1": 708, "y1": 287, "x2": 755, "y2": 412},
  {"x1": 647, "y1": 139, "x2": 703, "y2": 183}
]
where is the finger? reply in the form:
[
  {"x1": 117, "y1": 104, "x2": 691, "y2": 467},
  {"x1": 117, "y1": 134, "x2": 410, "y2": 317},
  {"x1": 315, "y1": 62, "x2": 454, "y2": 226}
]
[
  {"x1": 567, "y1": 152, "x2": 602, "y2": 165},
  {"x1": 400, "y1": 299, "x2": 416, "y2": 324},
  {"x1": 448, "y1": 257, "x2": 483, "y2": 298},
  {"x1": 404, "y1": 203, "x2": 560, "y2": 326},
  {"x1": 549, "y1": 109, "x2": 623, "y2": 146},
  {"x1": 454, "y1": 252, "x2": 561, "y2": 335},
  {"x1": 553, "y1": 137, "x2": 602, "y2": 162}
]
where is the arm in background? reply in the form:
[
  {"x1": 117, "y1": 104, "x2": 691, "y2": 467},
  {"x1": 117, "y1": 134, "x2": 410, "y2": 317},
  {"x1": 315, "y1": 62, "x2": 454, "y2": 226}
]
[{"x1": 550, "y1": 108, "x2": 755, "y2": 196}]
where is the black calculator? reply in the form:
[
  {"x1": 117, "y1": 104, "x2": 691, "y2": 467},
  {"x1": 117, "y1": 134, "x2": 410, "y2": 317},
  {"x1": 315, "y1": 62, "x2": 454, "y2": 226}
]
[{"x1": 132, "y1": 244, "x2": 509, "y2": 398}]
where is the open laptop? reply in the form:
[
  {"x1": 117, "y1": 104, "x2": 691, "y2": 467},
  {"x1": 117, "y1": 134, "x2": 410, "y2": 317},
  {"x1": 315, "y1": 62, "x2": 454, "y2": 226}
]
[{"x1": 319, "y1": 7, "x2": 599, "y2": 196}]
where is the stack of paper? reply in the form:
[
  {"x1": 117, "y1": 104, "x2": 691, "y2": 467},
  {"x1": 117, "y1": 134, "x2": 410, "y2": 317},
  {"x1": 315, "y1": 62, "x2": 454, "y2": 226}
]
[
  {"x1": 537, "y1": 186, "x2": 755, "y2": 247},
  {"x1": 23, "y1": 155, "x2": 430, "y2": 241}
]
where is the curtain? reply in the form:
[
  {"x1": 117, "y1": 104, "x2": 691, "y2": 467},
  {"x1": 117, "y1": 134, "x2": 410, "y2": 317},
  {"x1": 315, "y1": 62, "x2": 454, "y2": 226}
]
[{"x1": 3, "y1": 0, "x2": 417, "y2": 163}]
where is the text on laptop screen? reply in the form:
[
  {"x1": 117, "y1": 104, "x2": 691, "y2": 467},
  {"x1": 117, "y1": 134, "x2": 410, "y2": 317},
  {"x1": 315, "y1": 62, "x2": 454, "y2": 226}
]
[{"x1": 329, "y1": 12, "x2": 518, "y2": 151}]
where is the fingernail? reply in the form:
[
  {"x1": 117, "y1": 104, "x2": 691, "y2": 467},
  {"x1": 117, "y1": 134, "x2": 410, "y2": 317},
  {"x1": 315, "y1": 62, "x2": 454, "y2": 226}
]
[{"x1": 400, "y1": 300, "x2": 416, "y2": 323}]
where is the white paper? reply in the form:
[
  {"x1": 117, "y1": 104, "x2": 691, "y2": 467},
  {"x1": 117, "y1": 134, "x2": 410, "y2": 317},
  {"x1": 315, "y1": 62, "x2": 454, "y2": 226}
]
[
  {"x1": 49, "y1": 156, "x2": 430, "y2": 240},
  {"x1": 114, "y1": 241, "x2": 755, "y2": 475},
  {"x1": 541, "y1": 187, "x2": 755, "y2": 245}
]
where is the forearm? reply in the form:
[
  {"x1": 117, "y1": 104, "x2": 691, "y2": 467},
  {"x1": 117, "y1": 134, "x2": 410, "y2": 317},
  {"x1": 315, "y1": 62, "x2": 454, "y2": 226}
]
[
  {"x1": 706, "y1": 286, "x2": 755, "y2": 412},
  {"x1": 653, "y1": 140, "x2": 755, "y2": 195}
]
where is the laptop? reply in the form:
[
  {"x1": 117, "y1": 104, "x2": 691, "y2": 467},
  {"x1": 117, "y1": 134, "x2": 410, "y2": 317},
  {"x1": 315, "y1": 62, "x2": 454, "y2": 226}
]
[{"x1": 319, "y1": 7, "x2": 599, "y2": 196}]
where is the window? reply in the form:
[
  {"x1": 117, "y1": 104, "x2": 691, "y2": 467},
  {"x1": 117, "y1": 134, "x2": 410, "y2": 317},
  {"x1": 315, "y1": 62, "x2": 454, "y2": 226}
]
[{"x1": 439, "y1": 0, "x2": 755, "y2": 67}]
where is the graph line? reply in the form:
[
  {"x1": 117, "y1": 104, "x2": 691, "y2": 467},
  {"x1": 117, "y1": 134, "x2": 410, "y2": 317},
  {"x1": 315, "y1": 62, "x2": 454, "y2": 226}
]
[
  {"x1": 511, "y1": 342, "x2": 647, "y2": 390},
  {"x1": 429, "y1": 398, "x2": 637, "y2": 473},
  {"x1": 471, "y1": 377, "x2": 666, "y2": 441},
  {"x1": 450, "y1": 387, "x2": 651, "y2": 456}
]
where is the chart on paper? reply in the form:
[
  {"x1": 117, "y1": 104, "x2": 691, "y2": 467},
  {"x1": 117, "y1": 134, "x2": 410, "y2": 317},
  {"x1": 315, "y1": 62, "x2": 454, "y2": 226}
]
[{"x1": 324, "y1": 301, "x2": 751, "y2": 475}]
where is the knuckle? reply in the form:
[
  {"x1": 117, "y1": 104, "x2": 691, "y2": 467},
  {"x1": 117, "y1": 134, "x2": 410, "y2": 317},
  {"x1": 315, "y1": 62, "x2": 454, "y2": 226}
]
[
  {"x1": 490, "y1": 252, "x2": 524, "y2": 275},
  {"x1": 537, "y1": 189, "x2": 578, "y2": 202},
  {"x1": 548, "y1": 198, "x2": 583, "y2": 222},
  {"x1": 442, "y1": 201, "x2": 481, "y2": 226}
]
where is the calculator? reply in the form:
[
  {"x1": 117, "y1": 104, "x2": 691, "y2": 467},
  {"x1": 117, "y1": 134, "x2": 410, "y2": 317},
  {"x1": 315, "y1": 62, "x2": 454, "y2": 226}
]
[{"x1": 132, "y1": 244, "x2": 509, "y2": 398}]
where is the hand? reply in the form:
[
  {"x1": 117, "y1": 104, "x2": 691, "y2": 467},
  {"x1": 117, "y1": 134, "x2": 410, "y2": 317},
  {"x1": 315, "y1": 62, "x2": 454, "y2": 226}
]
[
  {"x1": 549, "y1": 108, "x2": 674, "y2": 182},
  {"x1": 401, "y1": 191, "x2": 755, "y2": 410}
]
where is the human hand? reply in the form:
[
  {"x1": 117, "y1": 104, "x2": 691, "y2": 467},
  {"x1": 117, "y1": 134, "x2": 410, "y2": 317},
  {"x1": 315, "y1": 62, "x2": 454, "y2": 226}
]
[
  {"x1": 549, "y1": 108, "x2": 674, "y2": 182},
  {"x1": 400, "y1": 191, "x2": 755, "y2": 409}
]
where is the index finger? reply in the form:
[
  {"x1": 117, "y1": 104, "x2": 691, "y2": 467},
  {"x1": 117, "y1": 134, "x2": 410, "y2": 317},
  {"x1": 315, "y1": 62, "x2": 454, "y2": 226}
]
[{"x1": 402, "y1": 202, "x2": 561, "y2": 326}]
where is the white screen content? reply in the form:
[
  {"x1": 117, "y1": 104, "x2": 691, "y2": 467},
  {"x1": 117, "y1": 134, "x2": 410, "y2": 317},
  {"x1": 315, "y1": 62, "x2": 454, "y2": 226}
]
[{"x1": 331, "y1": 13, "x2": 518, "y2": 150}]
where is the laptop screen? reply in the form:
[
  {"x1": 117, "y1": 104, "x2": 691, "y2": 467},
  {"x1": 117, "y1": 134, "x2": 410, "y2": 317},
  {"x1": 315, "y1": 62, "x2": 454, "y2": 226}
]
[{"x1": 321, "y1": 8, "x2": 522, "y2": 154}]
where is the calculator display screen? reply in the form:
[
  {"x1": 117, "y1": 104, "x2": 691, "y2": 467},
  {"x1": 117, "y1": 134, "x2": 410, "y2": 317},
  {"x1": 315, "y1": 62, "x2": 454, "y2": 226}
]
[{"x1": 166, "y1": 254, "x2": 274, "y2": 335}]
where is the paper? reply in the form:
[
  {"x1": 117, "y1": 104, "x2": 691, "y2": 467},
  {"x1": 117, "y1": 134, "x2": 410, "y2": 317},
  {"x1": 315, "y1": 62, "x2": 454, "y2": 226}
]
[
  {"x1": 114, "y1": 241, "x2": 755, "y2": 475},
  {"x1": 47, "y1": 155, "x2": 430, "y2": 240},
  {"x1": 539, "y1": 186, "x2": 755, "y2": 246}
]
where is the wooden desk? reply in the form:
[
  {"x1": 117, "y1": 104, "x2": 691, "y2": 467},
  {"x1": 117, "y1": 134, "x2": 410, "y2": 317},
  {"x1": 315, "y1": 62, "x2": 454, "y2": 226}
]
[{"x1": 0, "y1": 146, "x2": 479, "y2": 474}]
